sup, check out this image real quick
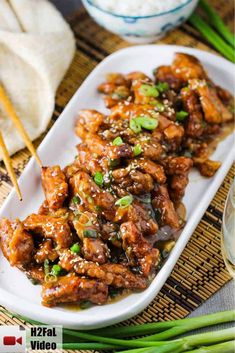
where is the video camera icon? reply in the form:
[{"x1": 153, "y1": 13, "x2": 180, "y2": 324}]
[{"x1": 3, "y1": 336, "x2": 23, "y2": 346}]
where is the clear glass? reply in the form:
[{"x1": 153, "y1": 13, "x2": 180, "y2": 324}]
[{"x1": 221, "y1": 179, "x2": 235, "y2": 278}]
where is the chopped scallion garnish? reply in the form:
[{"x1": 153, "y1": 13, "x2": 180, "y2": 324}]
[
  {"x1": 139, "y1": 84, "x2": 159, "y2": 97},
  {"x1": 72, "y1": 196, "x2": 80, "y2": 205},
  {"x1": 94, "y1": 172, "x2": 103, "y2": 187},
  {"x1": 155, "y1": 82, "x2": 169, "y2": 92},
  {"x1": 115, "y1": 195, "x2": 133, "y2": 209},
  {"x1": 133, "y1": 144, "x2": 142, "y2": 156},
  {"x1": 155, "y1": 102, "x2": 165, "y2": 112},
  {"x1": 130, "y1": 116, "x2": 158, "y2": 133},
  {"x1": 129, "y1": 118, "x2": 142, "y2": 134},
  {"x1": 51, "y1": 264, "x2": 62, "y2": 276},
  {"x1": 176, "y1": 111, "x2": 188, "y2": 121},
  {"x1": 70, "y1": 243, "x2": 81, "y2": 254},
  {"x1": 83, "y1": 229, "x2": 98, "y2": 238},
  {"x1": 112, "y1": 136, "x2": 123, "y2": 146}
]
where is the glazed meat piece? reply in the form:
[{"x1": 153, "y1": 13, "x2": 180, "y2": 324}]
[
  {"x1": 172, "y1": 53, "x2": 208, "y2": 81},
  {"x1": 120, "y1": 222, "x2": 159, "y2": 277},
  {"x1": 59, "y1": 250, "x2": 147, "y2": 290},
  {"x1": 34, "y1": 239, "x2": 58, "y2": 264},
  {"x1": 26, "y1": 266, "x2": 44, "y2": 284},
  {"x1": 115, "y1": 200, "x2": 158, "y2": 236},
  {"x1": 162, "y1": 156, "x2": 193, "y2": 175},
  {"x1": 75, "y1": 143, "x2": 103, "y2": 174},
  {"x1": 181, "y1": 87, "x2": 204, "y2": 138},
  {"x1": 100, "y1": 222, "x2": 121, "y2": 248},
  {"x1": 195, "y1": 159, "x2": 221, "y2": 177},
  {"x1": 169, "y1": 174, "x2": 190, "y2": 203},
  {"x1": 42, "y1": 273, "x2": 108, "y2": 307},
  {"x1": 137, "y1": 159, "x2": 166, "y2": 184},
  {"x1": 152, "y1": 185, "x2": 180, "y2": 229},
  {"x1": 189, "y1": 79, "x2": 233, "y2": 124},
  {"x1": 24, "y1": 214, "x2": 73, "y2": 249},
  {"x1": 75, "y1": 110, "x2": 105, "y2": 139},
  {"x1": 0, "y1": 218, "x2": 34, "y2": 267},
  {"x1": 154, "y1": 65, "x2": 182, "y2": 91},
  {"x1": 41, "y1": 166, "x2": 68, "y2": 211},
  {"x1": 82, "y1": 238, "x2": 108, "y2": 264},
  {"x1": 112, "y1": 167, "x2": 154, "y2": 195},
  {"x1": 70, "y1": 171, "x2": 116, "y2": 220}
]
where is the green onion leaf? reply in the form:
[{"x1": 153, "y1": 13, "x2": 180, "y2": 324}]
[
  {"x1": 94, "y1": 172, "x2": 103, "y2": 187},
  {"x1": 133, "y1": 144, "x2": 142, "y2": 156},
  {"x1": 51, "y1": 264, "x2": 62, "y2": 277},
  {"x1": 112, "y1": 136, "x2": 123, "y2": 146},
  {"x1": 130, "y1": 119, "x2": 142, "y2": 133},
  {"x1": 176, "y1": 111, "x2": 188, "y2": 121},
  {"x1": 136, "y1": 116, "x2": 158, "y2": 130},
  {"x1": 155, "y1": 82, "x2": 169, "y2": 92},
  {"x1": 44, "y1": 259, "x2": 50, "y2": 275},
  {"x1": 184, "y1": 151, "x2": 193, "y2": 158},
  {"x1": 83, "y1": 229, "x2": 98, "y2": 238},
  {"x1": 70, "y1": 243, "x2": 81, "y2": 254},
  {"x1": 72, "y1": 196, "x2": 80, "y2": 205},
  {"x1": 155, "y1": 102, "x2": 165, "y2": 112},
  {"x1": 115, "y1": 195, "x2": 133, "y2": 209},
  {"x1": 139, "y1": 84, "x2": 159, "y2": 97}
]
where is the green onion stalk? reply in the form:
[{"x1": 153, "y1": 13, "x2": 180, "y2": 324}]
[
  {"x1": 199, "y1": 0, "x2": 235, "y2": 48},
  {"x1": 189, "y1": 13, "x2": 235, "y2": 63}
]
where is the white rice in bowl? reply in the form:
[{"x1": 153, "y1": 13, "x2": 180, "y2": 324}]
[{"x1": 92, "y1": 0, "x2": 189, "y2": 17}]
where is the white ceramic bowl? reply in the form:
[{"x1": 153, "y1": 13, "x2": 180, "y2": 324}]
[
  {"x1": 0, "y1": 45, "x2": 234, "y2": 329},
  {"x1": 81, "y1": 0, "x2": 199, "y2": 43}
]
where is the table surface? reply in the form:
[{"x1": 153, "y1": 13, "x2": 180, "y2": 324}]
[{"x1": 50, "y1": 0, "x2": 234, "y2": 320}]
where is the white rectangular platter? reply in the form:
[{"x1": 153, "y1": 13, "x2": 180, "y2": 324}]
[{"x1": 0, "y1": 45, "x2": 234, "y2": 329}]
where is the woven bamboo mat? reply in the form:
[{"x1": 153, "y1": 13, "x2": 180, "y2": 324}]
[{"x1": 0, "y1": 0, "x2": 234, "y2": 351}]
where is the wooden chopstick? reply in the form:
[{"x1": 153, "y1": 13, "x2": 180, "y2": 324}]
[
  {"x1": 0, "y1": 84, "x2": 42, "y2": 167},
  {"x1": 0, "y1": 131, "x2": 22, "y2": 201}
]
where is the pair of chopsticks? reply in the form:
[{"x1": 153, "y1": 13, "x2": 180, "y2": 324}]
[{"x1": 0, "y1": 84, "x2": 42, "y2": 201}]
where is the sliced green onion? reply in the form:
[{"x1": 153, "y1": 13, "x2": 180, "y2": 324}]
[
  {"x1": 72, "y1": 196, "x2": 80, "y2": 205},
  {"x1": 136, "y1": 116, "x2": 158, "y2": 130},
  {"x1": 44, "y1": 273, "x2": 57, "y2": 283},
  {"x1": 51, "y1": 264, "x2": 62, "y2": 276},
  {"x1": 155, "y1": 82, "x2": 169, "y2": 92},
  {"x1": 176, "y1": 111, "x2": 188, "y2": 121},
  {"x1": 184, "y1": 151, "x2": 193, "y2": 158},
  {"x1": 83, "y1": 229, "x2": 98, "y2": 238},
  {"x1": 113, "y1": 136, "x2": 123, "y2": 146},
  {"x1": 44, "y1": 259, "x2": 50, "y2": 275},
  {"x1": 94, "y1": 172, "x2": 103, "y2": 187},
  {"x1": 130, "y1": 116, "x2": 158, "y2": 133},
  {"x1": 139, "y1": 84, "x2": 159, "y2": 97},
  {"x1": 80, "y1": 301, "x2": 93, "y2": 310},
  {"x1": 115, "y1": 195, "x2": 133, "y2": 209},
  {"x1": 130, "y1": 119, "x2": 142, "y2": 133},
  {"x1": 133, "y1": 145, "x2": 142, "y2": 156},
  {"x1": 74, "y1": 212, "x2": 92, "y2": 227},
  {"x1": 70, "y1": 243, "x2": 81, "y2": 254},
  {"x1": 155, "y1": 102, "x2": 165, "y2": 112}
]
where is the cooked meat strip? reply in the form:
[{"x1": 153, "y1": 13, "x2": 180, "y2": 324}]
[
  {"x1": 137, "y1": 159, "x2": 166, "y2": 184},
  {"x1": 42, "y1": 273, "x2": 108, "y2": 307},
  {"x1": 75, "y1": 110, "x2": 105, "y2": 139},
  {"x1": 120, "y1": 222, "x2": 159, "y2": 277},
  {"x1": 162, "y1": 156, "x2": 193, "y2": 175},
  {"x1": 172, "y1": 53, "x2": 209, "y2": 81},
  {"x1": 154, "y1": 65, "x2": 182, "y2": 91},
  {"x1": 41, "y1": 166, "x2": 68, "y2": 211},
  {"x1": 26, "y1": 266, "x2": 45, "y2": 284},
  {"x1": 70, "y1": 171, "x2": 116, "y2": 220},
  {"x1": 112, "y1": 167, "x2": 154, "y2": 195},
  {"x1": 59, "y1": 250, "x2": 147, "y2": 290},
  {"x1": 181, "y1": 87, "x2": 204, "y2": 138},
  {"x1": 34, "y1": 239, "x2": 58, "y2": 264},
  {"x1": 195, "y1": 159, "x2": 221, "y2": 177},
  {"x1": 24, "y1": 214, "x2": 73, "y2": 249},
  {"x1": 0, "y1": 218, "x2": 34, "y2": 267},
  {"x1": 82, "y1": 238, "x2": 108, "y2": 264},
  {"x1": 189, "y1": 79, "x2": 233, "y2": 123},
  {"x1": 152, "y1": 185, "x2": 180, "y2": 229},
  {"x1": 169, "y1": 174, "x2": 190, "y2": 203},
  {"x1": 115, "y1": 200, "x2": 158, "y2": 236}
]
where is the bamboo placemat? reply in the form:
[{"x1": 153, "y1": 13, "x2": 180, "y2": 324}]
[{"x1": 0, "y1": 0, "x2": 234, "y2": 351}]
